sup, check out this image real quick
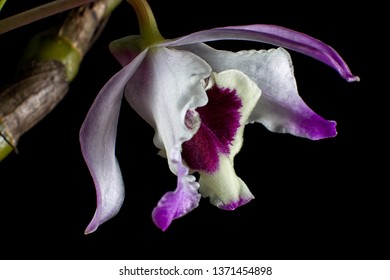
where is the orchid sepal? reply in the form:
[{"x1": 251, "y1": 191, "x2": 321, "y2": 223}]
[
  {"x1": 158, "y1": 24, "x2": 359, "y2": 83},
  {"x1": 80, "y1": 49, "x2": 149, "y2": 234}
]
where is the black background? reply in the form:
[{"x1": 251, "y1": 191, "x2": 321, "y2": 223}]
[{"x1": 0, "y1": 1, "x2": 385, "y2": 260}]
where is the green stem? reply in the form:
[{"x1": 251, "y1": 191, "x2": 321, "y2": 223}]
[
  {"x1": 127, "y1": 0, "x2": 163, "y2": 46},
  {"x1": 0, "y1": 124, "x2": 14, "y2": 161},
  {"x1": 0, "y1": 0, "x2": 98, "y2": 35},
  {"x1": 0, "y1": 0, "x2": 7, "y2": 12}
]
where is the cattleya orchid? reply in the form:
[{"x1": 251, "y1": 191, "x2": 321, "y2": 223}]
[{"x1": 80, "y1": 0, "x2": 359, "y2": 233}]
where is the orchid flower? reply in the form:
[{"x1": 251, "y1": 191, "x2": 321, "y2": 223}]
[{"x1": 80, "y1": 0, "x2": 359, "y2": 234}]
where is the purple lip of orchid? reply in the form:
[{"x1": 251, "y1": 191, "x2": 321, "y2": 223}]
[
  {"x1": 182, "y1": 84, "x2": 243, "y2": 173},
  {"x1": 79, "y1": 3, "x2": 359, "y2": 234}
]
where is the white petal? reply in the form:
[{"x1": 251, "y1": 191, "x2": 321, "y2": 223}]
[
  {"x1": 124, "y1": 47, "x2": 212, "y2": 174},
  {"x1": 179, "y1": 44, "x2": 336, "y2": 139}
]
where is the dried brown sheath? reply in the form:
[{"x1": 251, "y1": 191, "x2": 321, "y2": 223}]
[
  {"x1": 0, "y1": 60, "x2": 68, "y2": 147},
  {"x1": 0, "y1": 0, "x2": 121, "y2": 159}
]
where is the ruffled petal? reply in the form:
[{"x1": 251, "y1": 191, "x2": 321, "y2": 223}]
[
  {"x1": 124, "y1": 47, "x2": 211, "y2": 174},
  {"x1": 80, "y1": 50, "x2": 148, "y2": 234},
  {"x1": 124, "y1": 47, "x2": 212, "y2": 228},
  {"x1": 179, "y1": 44, "x2": 336, "y2": 140},
  {"x1": 158, "y1": 24, "x2": 359, "y2": 82},
  {"x1": 152, "y1": 144, "x2": 201, "y2": 231}
]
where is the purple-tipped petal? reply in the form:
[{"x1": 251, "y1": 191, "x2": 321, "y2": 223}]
[
  {"x1": 180, "y1": 45, "x2": 336, "y2": 140},
  {"x1": 123, "y1": 47, "x2": 211, "y2": 230},
  {"x1": 158, "y1": 24, "x2": 359, "y2": 82},
  {"x1": 152, "y1": 145, "x2": 201, "y2": 231},
  {"x1": 247, "y1": 48, "x2": 337, "y2": 139},
  {"x1": 80, "y1": 50, "x2": 148, "y2": 234}
]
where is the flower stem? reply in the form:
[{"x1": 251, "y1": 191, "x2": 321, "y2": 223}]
[
  {"x1": 0, "y1": 0, "x2": 98, "y2": 35},
  {"x1": 127, "y1": 0, "x2": 164, "y2": 46}
]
